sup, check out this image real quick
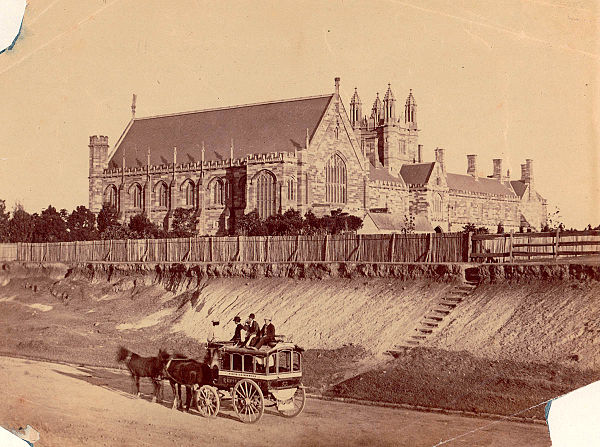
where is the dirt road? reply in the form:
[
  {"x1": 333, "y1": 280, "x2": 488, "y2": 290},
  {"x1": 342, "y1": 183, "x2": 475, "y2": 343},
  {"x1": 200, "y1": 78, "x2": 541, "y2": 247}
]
[{"x1": 0, "y1": 356, "x2": 550, "y2": 447}]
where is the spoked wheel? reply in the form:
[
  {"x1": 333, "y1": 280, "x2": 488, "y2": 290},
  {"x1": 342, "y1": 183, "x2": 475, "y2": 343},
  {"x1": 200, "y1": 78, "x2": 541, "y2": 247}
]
[
  {"x1": 232, "y1": 379, "x2": 264, "y2": 424},
  {"x1": 276, "y1": 386, "x2": 306, "y2": 418},
  {"x1": 196, "y1": 385, "x2": 220, "y2": 418}
]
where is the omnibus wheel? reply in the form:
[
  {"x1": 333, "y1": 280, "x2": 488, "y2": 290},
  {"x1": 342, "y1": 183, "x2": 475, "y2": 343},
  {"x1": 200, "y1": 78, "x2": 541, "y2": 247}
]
[
  {"x1": 196, "y1": 385, "x2": 220, "y2": 418},
  {"x1": 232, "y1": 379, "x2": 264, "y2": 424},
  {"x1": 276, "y1": 386, "x2": 306, "y2": 418}
]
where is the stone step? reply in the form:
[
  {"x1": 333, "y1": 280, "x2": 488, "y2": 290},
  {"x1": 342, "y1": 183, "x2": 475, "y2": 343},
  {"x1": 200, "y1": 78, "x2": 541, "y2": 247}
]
[
  {"x1": 404, "y1": 340, "x2": 420, "y2": 345},
  {"x1": 421, "y1": 322, "x2": 438, "y2": 328},
  {"x1": 425, "y1": 316, "x2": 443, "y2": 321},
  {"x1": 411, "y1": 335, "x2": 426, "y2": 340},
  {"x1": 439, "y1": 302, "x2": 457, "y2": 308},
  {"x1": 443, "y1": 297, "x2": 463, "y2": 302},
  {"x1": 418, "y1": 328, "x2": 433, "y2": 334},
  {"x1": 433, "y1": 309, "x2": 450, "y2": 315}
]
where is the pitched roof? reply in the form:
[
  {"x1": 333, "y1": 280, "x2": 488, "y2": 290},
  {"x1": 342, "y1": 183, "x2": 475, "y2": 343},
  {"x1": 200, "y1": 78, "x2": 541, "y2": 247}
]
[
  {"x1": 108, "y1": 95, "x2": 333, "y2": 169},
  {"x1": 368, "y1": 213, "x2": 433, "y2": 233},
  {"x1": 510, "y1": 180, "x2": 545, "y2": 201},
  {"x1": 369, "y1": 164, "x2": 405, "y2": 184},
  {"x1": 447, "y1": 173, "x2": 516, "y2": 196},
  {"x1": 400, "y1": 163, "x2": 435, "y2": 185}
]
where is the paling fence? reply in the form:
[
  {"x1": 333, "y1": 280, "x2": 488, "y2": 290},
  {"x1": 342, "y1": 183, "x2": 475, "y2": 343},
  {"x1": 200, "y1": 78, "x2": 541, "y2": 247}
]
[
  {"x1": 0, "y1": 244, "x2": 17, "y2": 261},
  {"x1": 6, "y1": 233, "x2": 468, "y2": 264},
  {"x1": 470, "y1": 230, "x2": 600, "y2": 262}
]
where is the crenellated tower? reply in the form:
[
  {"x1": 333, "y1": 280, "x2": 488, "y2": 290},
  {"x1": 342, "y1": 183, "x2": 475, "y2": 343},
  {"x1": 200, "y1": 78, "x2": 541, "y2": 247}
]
[{"x1": 88, "y1": 135, "x2": 109, "y2": 213}]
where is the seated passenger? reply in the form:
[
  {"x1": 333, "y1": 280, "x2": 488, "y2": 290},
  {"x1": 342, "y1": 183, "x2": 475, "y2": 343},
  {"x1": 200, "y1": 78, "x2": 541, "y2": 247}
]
[
  {"x1": 240, "y1": 313, "x2": 259, "y2": 348},
  {"x1": 230, "y1": 315, "x2": 244, "y2": 344},
  {"x1": 253, "y1": 317, "x2": 275, "y2": 350}
]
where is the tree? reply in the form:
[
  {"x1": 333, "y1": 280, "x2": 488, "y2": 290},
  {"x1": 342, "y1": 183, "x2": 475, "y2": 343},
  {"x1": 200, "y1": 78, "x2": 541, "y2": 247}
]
[
  {"x1": 497, "y1": 222, "x2": 504, "y2": 234},
  {"x1": 234, "y1": 210, "x2": 267, "y2": 236},
  {"x1": 129, "y1": 213, "x2": 162, "y2": 239},
  {"x1": 401, "y1": 215, "x2": 415, "y2": 234},
  {"x1": 97, "y1": 203, "x2": 121, "y2": 234},
  {"x1": 9, "y1": 204, "x2": 34, "y2": 242},
  {"x1": 0, "y1": 199, "x2": 10, "y2": 242},
  {"x1": 32, "y1": 205, "x2": 69, "y2": 242},
  {"x1": 170, "y1": 208, "x2": 198, "y2": 238},
  {"x1": 67, "y1": 206, "x2": 98, "y2": 241}
]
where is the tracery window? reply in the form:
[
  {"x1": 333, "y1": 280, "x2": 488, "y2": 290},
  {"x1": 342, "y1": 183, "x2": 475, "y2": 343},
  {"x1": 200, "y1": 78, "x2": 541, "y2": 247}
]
[
  {"x1": 432, "y1": 193, "x2": 443, "y2": 219},
  {"x1": 210, "y1": 178, "x2": 224, "y2": 206},
  {"x1": 184, "y1": 180, "x2": 195, "y2": 206},
  {"x1": 158, "y1": 182, "x2": 169, "y2": 208},
  {"x1": 325, "y1": 154, "x2": 347, "y2": 204},
  {"x1": 132, "y1": 184, "x2": 143, "y2": 209},
  {"x1": 106, "y1": 185, "x2": 118, "y2": 208},
  {"x1": 287, "y1": 177, "x2": 296, "y2": 201},
  {"x1": 256, "y1": 171, "x2": 276, "y2": 219}
]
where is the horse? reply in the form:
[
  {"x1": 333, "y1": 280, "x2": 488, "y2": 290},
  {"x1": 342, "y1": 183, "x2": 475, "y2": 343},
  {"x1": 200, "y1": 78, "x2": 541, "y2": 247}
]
[
  {"x1": 116, "y1": 346, "x2": 170, "y2": 402},
  {"x1": 163, "y1": 351, "x2": 219, "y2": 412}
]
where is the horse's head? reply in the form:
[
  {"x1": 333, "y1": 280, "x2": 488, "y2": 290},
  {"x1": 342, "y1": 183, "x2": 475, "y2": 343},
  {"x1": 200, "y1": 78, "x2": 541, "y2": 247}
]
[
  {"x1": 157, "y1": 348, "x2": 170, "y2": 365},
  {"x1": 116, "y1": 346, "x2": 130, "y2": 363}
]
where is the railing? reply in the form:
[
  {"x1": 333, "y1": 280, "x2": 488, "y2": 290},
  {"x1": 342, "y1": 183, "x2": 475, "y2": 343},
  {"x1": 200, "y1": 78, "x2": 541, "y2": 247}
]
[
  {"x1": 470, "y1": 230, "x2": 600, "y2": 262},
  {"x1": 4, "y1": 233, "x2": 469, "y2": 264}
]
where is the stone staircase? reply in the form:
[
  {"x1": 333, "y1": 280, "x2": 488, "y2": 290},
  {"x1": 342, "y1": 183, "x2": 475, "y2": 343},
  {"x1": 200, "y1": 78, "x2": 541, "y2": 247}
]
[{"x1": 388, "y1": 269, "x2": 481, "y2": 353}]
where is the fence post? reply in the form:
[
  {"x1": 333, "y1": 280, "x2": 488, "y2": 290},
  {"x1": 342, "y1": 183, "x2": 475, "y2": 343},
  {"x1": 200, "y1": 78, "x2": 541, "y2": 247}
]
[
  {"x1": 466, "y1": 232, "x2": 472, "y2": 262},
  {"x1": 323, "y1": 234, "x2": 328, "y2": 262},
  {"x1": 554, "y1": 228, "x2": 560, "y2": 259},
  {"x1": 75, "y1": 240, "x2": 78, "y2": 262},
  {"x1": 509, "y1": 231, "x2": 514, "y2": 263},
  {"x1": 265, "y1": 236, "x2": 269, "y2": 262},
  {"x1": 389, "y1": 233, "x2": 395, "y2": 262},
  {"x1": 209, "y1": 237, "x2": 213, "y2": 262}
]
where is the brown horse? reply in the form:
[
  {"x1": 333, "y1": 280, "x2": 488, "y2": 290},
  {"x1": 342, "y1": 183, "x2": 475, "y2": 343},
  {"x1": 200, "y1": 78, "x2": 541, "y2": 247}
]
[
  {"x1": 163, "y1": 352, "x2": 218, "y2": 411},
  {"x1": 116, "y1": 347, "x2": 170, "y2": 402}
]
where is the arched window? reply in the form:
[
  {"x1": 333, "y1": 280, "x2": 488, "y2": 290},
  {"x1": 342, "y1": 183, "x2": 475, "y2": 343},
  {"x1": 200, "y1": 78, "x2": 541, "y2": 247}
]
[
  {"x1": 432, "y1": 192, "x2": 443, "y2": 219},
  {"x1": 183, "y1": 180, "x2": 195, "y2": 206},
  {"x1": 210, "y1": 178, "x2": 224, "y2": 206},
  {"x1": 256, "y1": 171, "x2": 276, "y2": 219},
  {"x1": 287, "y1": 177, "x2": 296, "y2": 201},
  {"x1": 325, "y1": 154, "x2": 347, "y2": 204},
  {"x1": 105, "y1": 185, "x2": 118, "y2": 208},
  {"x1": 132, "y1": 184, "x2": 143, "y2": 209},
  {"x1": 158, "y1": 182, "x2": 168, "y2": 208}
]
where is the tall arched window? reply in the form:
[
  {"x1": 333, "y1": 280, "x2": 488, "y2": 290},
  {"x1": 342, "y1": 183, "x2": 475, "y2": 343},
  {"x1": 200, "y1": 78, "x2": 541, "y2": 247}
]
[
  {"x1": 158, "y1": 182, "x2": 169, "y2": 208},
  {"x1": 256, "y1": 171, "x2": 276, "y2": 219},
  {"x1": 132, "y1": 184, "x2": 143, "y2": 209},
  {"x1": 210, "y1": 178, "x2": 224, "y2": 206},
  {"x1": 183, "y1": 180, "x2": 195, "y2": 206},
  {"x1": 325, "y1": 154, "x2": 347, "y2": 204},
  {"x1": 287, "y1": 177, "x2": 296, "y2": 201},
  {"x1": 432, "y1": 192, "x2": 443, "y2": 219},
  {"x1": 105, "y1": 185, "x2": 118, "y2": 208}
]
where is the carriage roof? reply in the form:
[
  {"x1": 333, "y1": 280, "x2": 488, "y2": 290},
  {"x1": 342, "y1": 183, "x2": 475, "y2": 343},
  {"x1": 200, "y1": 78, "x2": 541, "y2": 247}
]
[{"x1": 208, "y1": 341, "x2": 303, "y2": 357}]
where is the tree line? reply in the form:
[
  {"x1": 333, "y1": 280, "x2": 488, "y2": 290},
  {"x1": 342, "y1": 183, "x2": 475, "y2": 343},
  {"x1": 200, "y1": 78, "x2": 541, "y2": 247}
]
[{"x1": 0, "y1": 200, "x2": 364, "y2": 243}]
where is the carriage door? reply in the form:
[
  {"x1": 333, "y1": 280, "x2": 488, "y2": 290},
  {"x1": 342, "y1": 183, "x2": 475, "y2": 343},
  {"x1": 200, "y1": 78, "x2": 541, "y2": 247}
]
[{"x1": 278, "y1": 350, "x2": 292, "y2": 374}]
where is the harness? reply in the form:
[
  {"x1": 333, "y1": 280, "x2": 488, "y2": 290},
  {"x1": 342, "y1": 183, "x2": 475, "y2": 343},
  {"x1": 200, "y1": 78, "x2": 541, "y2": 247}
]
[{"x1": 162, "y1": 357, "x2": 188, "y2": 382}]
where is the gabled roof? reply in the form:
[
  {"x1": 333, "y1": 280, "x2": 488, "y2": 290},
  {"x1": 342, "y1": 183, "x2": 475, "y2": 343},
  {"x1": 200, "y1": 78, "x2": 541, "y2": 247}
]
[
  {"x1": 108, "y1": 95, "x2": 333, "y2": 169},
  {"x1": 367, "y1": 213, "x2": 433, "y2": 233},
  {"x1": 447, "y1": 173, "x2": 516, "y2": 196},
  {"x1": 400, "y1": 162, "x2": 435, "y2": 185},
  {"x1": 369, "y1": 164, "x2": 405, "y2": 184},
  {"x1": 510, "y1": 180, "x2": 545, "y2": 201}
]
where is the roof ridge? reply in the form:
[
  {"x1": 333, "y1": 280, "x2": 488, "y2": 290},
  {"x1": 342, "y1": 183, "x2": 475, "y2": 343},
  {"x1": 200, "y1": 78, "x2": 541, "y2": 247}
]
[{"x1": 134, "y1": 93, "x2": 334, "y2": 121}]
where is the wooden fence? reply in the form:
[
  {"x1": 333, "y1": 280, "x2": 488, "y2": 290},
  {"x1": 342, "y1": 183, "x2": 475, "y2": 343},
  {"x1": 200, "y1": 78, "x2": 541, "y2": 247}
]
[
  {"x1": 5, "y1": 233, "x2": 468, "y2": 264},
  {"x1": 471, "y1": 229, "x2": 600, "y2": 262},
  {"x1": 0, "y1": 243, "x2": 17, "y2": 261}
]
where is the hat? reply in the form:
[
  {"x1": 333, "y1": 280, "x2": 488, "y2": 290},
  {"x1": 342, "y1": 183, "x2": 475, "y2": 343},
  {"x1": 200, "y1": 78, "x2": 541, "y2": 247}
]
[
  {"x1": 233, "y1": 316, "x2": 241, "y2": 322},
  {"x1": 249, "y1": 313, "x2": 255, "y2": 319},
  {"x1": 264, "y1": 316, "x2": 272, "y2": 321}
]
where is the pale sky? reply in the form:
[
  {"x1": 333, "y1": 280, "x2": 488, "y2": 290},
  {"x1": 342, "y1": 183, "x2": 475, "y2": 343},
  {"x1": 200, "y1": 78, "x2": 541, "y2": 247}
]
[{"x1": 0, "y1": 0, "x2": 598, "y2": 228}]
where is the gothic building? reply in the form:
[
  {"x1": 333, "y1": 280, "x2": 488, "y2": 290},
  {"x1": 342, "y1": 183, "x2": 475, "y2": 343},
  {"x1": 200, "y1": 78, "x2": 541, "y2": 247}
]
[{"x1": 88, "y1": 78, "x2": 547, "y2": 235}]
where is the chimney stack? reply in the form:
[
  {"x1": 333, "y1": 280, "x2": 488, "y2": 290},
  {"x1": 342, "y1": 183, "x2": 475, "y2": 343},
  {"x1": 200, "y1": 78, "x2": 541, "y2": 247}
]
[
  {"x1": 334, "y1": 77, "x2": 340, "y2": 113},
  {"x1": 492, "y1": 158, "x2": 504, "y2": 182},
  {"x1": 417, "y1": 144, "x2": 423, "y2": 163},
  {"x1": 434, "y1": 147, "x2": 445, "y2": 171},
  {"x1": 467, "y1": 154, "x2": 477, "y2": 177}
]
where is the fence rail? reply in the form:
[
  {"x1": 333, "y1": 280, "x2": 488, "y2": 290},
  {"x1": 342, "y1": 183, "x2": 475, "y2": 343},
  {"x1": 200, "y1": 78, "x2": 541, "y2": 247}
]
[
  {"x1": 2, "y1": 230, "x2": 598, "y2": 265},
  {"x1": 470, "y1": 229, "x2": 600, "y2": 262},
  {"x1": 2, "y1": 233, "x2": 468, "y2": 264}
]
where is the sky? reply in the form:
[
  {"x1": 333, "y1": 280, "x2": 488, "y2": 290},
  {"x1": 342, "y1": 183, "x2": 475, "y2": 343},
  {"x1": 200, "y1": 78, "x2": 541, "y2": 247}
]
[{"x1": 0, "y1": 0, "x2": 598, "y2": 228}]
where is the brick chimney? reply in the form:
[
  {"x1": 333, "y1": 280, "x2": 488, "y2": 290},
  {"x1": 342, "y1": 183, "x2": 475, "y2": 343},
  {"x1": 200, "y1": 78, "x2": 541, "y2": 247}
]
[
  {"x1": 467, "y1": 154, "x2": 477, "y2": 177},
  {"x1": 434, "y1": 147, "x2": 445, "y2": 171},
  {"x1": 492, "y1": 158, "x2": 504, "y2": 182}
]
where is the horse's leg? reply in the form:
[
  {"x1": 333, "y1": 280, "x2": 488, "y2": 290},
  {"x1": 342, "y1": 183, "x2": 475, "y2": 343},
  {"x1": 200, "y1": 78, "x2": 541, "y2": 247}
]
[
  {"x1": 151, "y1": 379, "x2": 159, "y2": 403},
  {"x1": 135, "y1": 376, "x2": 141, "y2": 397},
  {"x1": 170, "y1": 380, "x2": 178, "y2": 410},
  {"x1": 184, "y1": 386, "x2": 192, "y2": 412},
  {"x1": 177, "y1": 384, "x2": 184, "y2": 410}
]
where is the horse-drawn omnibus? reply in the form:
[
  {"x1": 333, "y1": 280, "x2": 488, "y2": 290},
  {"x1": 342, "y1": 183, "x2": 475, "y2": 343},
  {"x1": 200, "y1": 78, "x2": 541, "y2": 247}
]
[{"x1": 195, "y1": 341, "x2": 306, "y2": 423}]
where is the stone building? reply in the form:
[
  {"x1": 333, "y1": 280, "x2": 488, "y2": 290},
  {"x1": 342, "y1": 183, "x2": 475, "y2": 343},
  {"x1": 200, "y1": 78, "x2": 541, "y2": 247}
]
[{"x1": 88, "y1": 78, "x2": 547, "y2": 235}]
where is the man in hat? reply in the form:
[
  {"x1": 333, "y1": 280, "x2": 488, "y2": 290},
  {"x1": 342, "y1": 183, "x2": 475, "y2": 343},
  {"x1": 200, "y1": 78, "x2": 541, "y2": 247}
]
[
  {"x1": 230, "y1": 315, "x2": 244, "y2": 344},
  {"x1": 240, "y1": 313, "x2": 260, "y2": 347},
  {"x1": 254, "y1": 317, "x2": 276, "y2": 350}
]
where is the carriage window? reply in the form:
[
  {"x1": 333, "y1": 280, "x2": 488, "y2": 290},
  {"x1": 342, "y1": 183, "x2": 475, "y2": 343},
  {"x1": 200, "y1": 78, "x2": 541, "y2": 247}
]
[
  {"x1": 222, "y1": 353, "x2": 231, "y2": 370},
  {"x1": 243, "y1": 355, "x2": 254, "y2": 373},
  {"x1": 232, "y1": 354, "x2": 243, "y2": 371},
  {"x1": 278, "y1": 351, "x2": 291, "y2": 373},
  {"x1": 268, "y1": 354, "x2": 276, "y2": 374},
  {"x1": 292, "y1": 352, "x2": 301, "y2": 372}
]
